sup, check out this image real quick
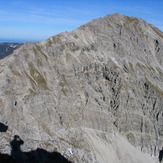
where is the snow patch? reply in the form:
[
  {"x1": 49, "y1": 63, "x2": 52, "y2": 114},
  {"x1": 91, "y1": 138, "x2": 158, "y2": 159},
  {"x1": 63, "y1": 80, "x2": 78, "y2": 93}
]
[
  {"x1": 67, "y1": 148, "x2": 73, "y2": 155},
  {"x1": 110, "y1": 56, "x2": 120, "y2": 66}
]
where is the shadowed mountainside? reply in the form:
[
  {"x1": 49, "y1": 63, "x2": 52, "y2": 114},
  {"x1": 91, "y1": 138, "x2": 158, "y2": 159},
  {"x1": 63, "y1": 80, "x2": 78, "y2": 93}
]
[
  {"x1": 0, "y1": 42, "x2": 22, "y2": 59},
  {"x1": 0, "y1": 135, "x2": 72, "y2": 163}
]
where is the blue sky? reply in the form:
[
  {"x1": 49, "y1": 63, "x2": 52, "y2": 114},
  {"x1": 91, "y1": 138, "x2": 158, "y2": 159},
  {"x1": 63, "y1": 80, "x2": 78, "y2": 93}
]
[{"x1": 0, "y1": 0, "x2": 163, "y2": 42}]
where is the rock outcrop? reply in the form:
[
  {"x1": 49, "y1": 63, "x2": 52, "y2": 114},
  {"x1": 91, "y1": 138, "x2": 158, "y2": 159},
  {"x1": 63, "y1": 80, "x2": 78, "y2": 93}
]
[{"x1": 0, "y1": 13, "x2": 162, "y2": 162}]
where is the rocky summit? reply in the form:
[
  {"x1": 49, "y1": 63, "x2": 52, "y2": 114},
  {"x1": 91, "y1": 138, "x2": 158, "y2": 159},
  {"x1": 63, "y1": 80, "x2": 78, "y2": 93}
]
[{"x1": 0, "y1": 13, "x2": 162, "y2": 163}]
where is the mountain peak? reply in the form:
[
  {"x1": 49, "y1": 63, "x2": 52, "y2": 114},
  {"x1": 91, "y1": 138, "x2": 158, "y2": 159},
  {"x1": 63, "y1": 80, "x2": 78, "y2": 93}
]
[
  {"x1": 77, "y1": 13, "x2": 145, "y2": 34},
  {"x1": 0, "y1": 13, "x2": 162, "y2": 163}
]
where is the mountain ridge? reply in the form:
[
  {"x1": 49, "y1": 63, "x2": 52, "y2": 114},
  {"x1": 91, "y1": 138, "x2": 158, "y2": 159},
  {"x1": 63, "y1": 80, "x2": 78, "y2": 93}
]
[{"x1": 0, "y1": 13, "x2": 162, "y2": 163}]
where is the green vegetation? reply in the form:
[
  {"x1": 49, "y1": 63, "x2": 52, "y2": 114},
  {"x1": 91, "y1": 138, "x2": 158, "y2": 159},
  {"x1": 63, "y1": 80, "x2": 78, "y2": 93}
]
[
  {"x1": 59, "y1": 74, "x2": 67, "y2": 87},
  {"x1": 36, "y1": 58, "x2": 43, "y2": 67},
  {"x1": 156, "y1": 67, "x2": 163, "y2": 75},
  {"x1": 125, "y1": 16, "x2": 139, "y2": 22},
  {"x1": 24, "y1": 62, "x2": 49, "y2": 93},
  {"x1": 40, "y1": 122, "x2": 52, "y2": 137},
  {"x1": 28, "y1": 63, "x2": 48, "y2": 90},
  {"x1": 33, "y1": 45, "x2": 48, "y2": 61},
  {"x1": 146, "y1": 78, "x2": 163, "y2": 97},
  {"x1": 126, "y1": 132, "x2": 136, "y2": 145},
  {"x1": 124, "y1": 16, "x2": 143, "y2": 33},
  {"x1": 28, "y1": 88, "x2": 37, "y2": 96},
  {"x1": 58, "y1": 74, "x2": 72, "y2": 96},
  {"x1": 52, "y1": 35, "x2": 62, "y2": 44},
  {"x1": 149, "y1": 24, "x2": 163, "y2": 39},
  {"x1": 47, "y1": 39, "x2": 53, "y2": 46},
  {"x1": 129, "y1": 62, "x2": 134, "y2": 72},
  {"x1": 8, "y1": 62, "x2": 24, "y2": 76},
  {"x1": 24, "y1": 53, "x2": 29, "y2": 59},
  {"x1": 136, "y1": 63, "x2": 155, "y2": 72},
  {"x1": 24, "y1": 71, "x2": 36, "y2": 90}
]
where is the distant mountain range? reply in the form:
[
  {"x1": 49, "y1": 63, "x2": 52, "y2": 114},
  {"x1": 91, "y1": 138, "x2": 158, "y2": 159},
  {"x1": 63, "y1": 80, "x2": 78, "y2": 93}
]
[{"x1": 0, "y1": 42, "x2": 22, "y2": 59}]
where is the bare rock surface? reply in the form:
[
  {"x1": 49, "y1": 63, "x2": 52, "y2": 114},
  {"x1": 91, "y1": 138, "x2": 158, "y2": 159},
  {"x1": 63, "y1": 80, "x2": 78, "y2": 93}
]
[{"x1": 0, "y1": 13, "x2": 162, "y2": 162}]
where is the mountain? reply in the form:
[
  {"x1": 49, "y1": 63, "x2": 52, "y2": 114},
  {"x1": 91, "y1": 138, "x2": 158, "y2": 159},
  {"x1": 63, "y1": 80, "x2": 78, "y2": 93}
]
[
  {"x1": 0, "y1": 13, "x2": 162, "y2": 163},
  {"x1": 0, "y1": 42, "x2": 22, "y2": 59}
]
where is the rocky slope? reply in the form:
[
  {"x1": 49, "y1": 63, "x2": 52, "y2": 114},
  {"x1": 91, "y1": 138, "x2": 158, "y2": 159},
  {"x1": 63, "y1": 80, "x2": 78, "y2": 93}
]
[{"x1": 0, "y1": 13, "x2": 162, "y2": 162}]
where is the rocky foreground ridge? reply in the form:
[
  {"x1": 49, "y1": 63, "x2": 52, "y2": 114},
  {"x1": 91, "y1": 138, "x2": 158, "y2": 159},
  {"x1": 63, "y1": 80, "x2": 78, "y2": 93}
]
[{"x1": 0, "y1": 13, "x2": 162, "y2": 162}]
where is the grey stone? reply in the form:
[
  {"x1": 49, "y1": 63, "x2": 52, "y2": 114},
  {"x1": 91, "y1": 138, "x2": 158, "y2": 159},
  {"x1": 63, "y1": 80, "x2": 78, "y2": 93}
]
[{"x1": 0, "y1": 13, "x2": 162, "y2": 162}]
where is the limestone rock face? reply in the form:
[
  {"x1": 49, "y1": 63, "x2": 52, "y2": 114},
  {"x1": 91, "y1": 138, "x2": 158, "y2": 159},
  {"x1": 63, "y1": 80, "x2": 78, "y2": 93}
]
[{"x1": 0, "y1": 13, "x2": 162, "y2": 162}]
